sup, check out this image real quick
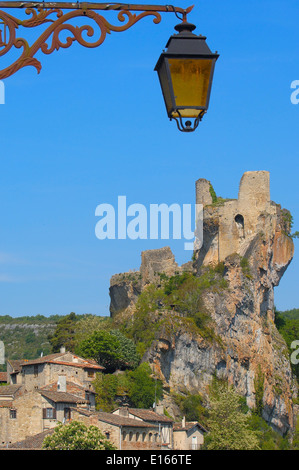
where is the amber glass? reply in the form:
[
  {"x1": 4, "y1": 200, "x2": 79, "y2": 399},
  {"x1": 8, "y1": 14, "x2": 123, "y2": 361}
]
[
  {"x1": 168, "y1": 58, "x2": 213, "y2": 118},
  {"x1": 157, "y1": 59, "x2": 173, "y2": 115}
]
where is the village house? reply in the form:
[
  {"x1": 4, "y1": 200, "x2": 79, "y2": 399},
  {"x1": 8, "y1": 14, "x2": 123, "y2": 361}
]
[
  {"x1": 0, "y1": 348, "x2": 104, "y2": 447},
  {"x1": 72, "y1": 408, "x2": 167, "y2": 450},
  {"x1": 8, "y1": 405, "x2": 207, "y2": 450},
  {"x1": 173, "y1": 416, "x2": 207, "y2": 450},
  {"x1": 1, "y1": 349, "x2": 207, "y2": 450}
]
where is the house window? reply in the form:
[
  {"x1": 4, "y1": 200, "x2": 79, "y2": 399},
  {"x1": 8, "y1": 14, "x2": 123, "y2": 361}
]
[
  {"x1": 64, "y1": 408, "x2": 71, "y2": 421},
  {"x1": 105, "y1": 432, "x2": 110, "y2": 439},
  {"x1": 87, "y1": 370, "x2": 95, "y2": 378},
  {"x1": 43, "y1": 408, "x2": 56, "y2": 419},
  {"x1": 46, "y1": 408, "x2": 54, "y2": 419},
  {"x1": 10, "y1": 409, "x2": 17, "y2": 419}
]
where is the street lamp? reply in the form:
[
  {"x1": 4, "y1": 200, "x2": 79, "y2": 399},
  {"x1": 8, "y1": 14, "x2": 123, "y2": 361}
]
[
  {"x1": 0, "y1": 3, "x2": 218, "y2": 132},
  {"x1": 155, "y1": 21, "x2": 219, "y2": 132}
]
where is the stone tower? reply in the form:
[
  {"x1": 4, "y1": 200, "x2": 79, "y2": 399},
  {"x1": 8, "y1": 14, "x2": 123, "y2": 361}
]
[{"x1": 195, "y1": 171, "x2": 281, "y2": 266}]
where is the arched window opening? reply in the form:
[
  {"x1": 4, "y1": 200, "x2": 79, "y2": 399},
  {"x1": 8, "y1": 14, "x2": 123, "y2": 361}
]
[{"x1": 235, "y1": 214, "x2": 245, "y2": 238}]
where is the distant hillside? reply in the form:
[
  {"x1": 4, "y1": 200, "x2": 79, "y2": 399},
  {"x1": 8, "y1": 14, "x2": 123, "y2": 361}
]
[
  {"x1": 0, "y1": 315, "x2": 61, "y2": 370},
  {"x1": 277, "y1": 309, "x2": 299, "y2": 321},
  {"x1": 0, "y1": 313, "x2": 109, "y2": 371}
]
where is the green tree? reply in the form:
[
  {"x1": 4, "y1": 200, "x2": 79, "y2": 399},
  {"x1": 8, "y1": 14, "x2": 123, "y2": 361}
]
[
  {"x1": 48, "y1": 312, "x2": 78, "y2": 353},
  {"x1": 109, "y1": 329, "x2": 140, "y2": 370},
  {"x1": 275, "y1": 309, "x2": 299, "y2": 382},
  {"x1": 74, "y1": 315, "x2": 112, "y2": 350},
  {"x1": 173, "y1": 392, "x2": 208, "y2": 427},
  {"x1": 248, "y1": 413, "x2": 290, "y2": 450},
  {"x1": 291, "y1": 419, "x2": 299, "y2": 450},
  {"x1": 78, "y1": 329, "x2": 139, "y2": 372},
  {"x1": 205, "y1": 381, "x2": 260, "y2": 450},
  {"x1": 93, "y1": 373, "x2": 129, "y2": 412},
  {"x1": 78, "y1": 330, "x2": 120, "y2": 371},
  {"x1": 42, "y1": 421, "x2": 116, "y2": 450},
  {"x1": 127, "y1": 362, "x2": 163, "y2": 409},
  {"x1": 254, "y1": 365, "x2": 265, "y2": 417}
]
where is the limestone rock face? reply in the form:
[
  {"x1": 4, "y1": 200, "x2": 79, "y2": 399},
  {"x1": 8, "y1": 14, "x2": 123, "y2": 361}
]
[
  {"x1": 109, "y1": 171, "x2": 297, "y2": 435},
  {"x1": 109, "y1": 247, "x2": 182, "y2": 317}
]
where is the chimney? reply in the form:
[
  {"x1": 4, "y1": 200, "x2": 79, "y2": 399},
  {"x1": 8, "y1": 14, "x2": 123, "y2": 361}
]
[
  {"x1": 182, "y1": 416, "x2": 186, "y2": 428},
  {"x1": 155, "y1": 405, "x2": 164, "y2": 415},
  {"x1": 60, "y1": 347, "x2": 66, "y2": 354},
  {"x1": 118, "y1": 407, "x2": 129, "y2": 418}
]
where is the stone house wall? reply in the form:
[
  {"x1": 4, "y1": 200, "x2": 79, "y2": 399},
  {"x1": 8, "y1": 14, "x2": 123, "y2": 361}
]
[{"x1": 173, "y1": 427, "x2": 204, "y2": 450}]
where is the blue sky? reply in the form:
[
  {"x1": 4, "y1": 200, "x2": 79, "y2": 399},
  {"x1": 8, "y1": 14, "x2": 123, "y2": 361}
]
[{"x1": 0, "y1": 0, "x2": 298, "y2": 317}]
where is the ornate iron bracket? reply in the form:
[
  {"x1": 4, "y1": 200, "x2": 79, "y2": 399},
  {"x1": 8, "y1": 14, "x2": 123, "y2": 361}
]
[{"x1": 0, "y1": 2, "x2": 194, "y2": 79}]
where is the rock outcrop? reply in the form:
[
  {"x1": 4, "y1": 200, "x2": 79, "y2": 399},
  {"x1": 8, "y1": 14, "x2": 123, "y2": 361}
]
[{"x1": 109, "y1": 171, "x2": 297, "y2": 435}]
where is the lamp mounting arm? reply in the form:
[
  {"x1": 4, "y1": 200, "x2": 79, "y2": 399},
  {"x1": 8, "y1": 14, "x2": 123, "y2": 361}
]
[{"x1": 0, "y1": 2, "x2": 194, "y2": 79}]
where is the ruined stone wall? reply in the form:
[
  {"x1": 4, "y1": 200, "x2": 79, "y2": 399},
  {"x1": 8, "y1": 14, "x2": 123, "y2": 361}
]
[{"x1": 195, "y1": 171, "x2": 281, "y2": 265}]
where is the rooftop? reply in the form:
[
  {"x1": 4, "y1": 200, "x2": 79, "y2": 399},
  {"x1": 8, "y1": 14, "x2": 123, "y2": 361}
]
[
  {"x1": 98, "y1": 411, "x2": 159, "y2": 428},
  {"x1": 39, "y1": 389, "x2": 89, "y2": 404},
  {"x1": 7, "y1": 429, "x2": 55, "y2": 449},
  {"x1": 18, "y1": 352, "x2": 104, "y2": 370},
  {"x1": 0, "y1": 372, "x2": 7, "y2": 382},
  {"x1": 127, "y1": 408, "x2": 173, "y2": 423},
  {"x1": 173, "y1": 421, "x2": 208, "y2": 433}
]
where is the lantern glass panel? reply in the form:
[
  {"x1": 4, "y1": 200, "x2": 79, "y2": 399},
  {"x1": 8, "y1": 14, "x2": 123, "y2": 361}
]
[
  {"x1": 168, "y1": 58, "x2": 213, "y2": 117},
  {"x1": 157, "y1": 59, "x2": 173, "y2": 115}
]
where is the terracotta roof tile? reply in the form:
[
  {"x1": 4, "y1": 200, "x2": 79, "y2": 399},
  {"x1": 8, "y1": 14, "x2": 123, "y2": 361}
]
[
  {"x1": 98, "y1": 411, "x2": 159, "y2": 428},
  {"x1": 173, "y1": 421, "x2": 208, "y2": 433},
  {"x1": 0, "y1": 372, "x2": 7, "y2": 382},
  {"x1": 7, "y1": 429, "x2": 55, "y2": 449},
  {"x1": 0, "y1": 384, "x2": 23, "y2": 397},
  {"x1": 19, "y1": 352, "x2": 104, "y2": 370},
  {"x1": 128, "y1": 408, "x2": 173, "y2": 423},
  {"x1": 7, "y1": 360, "x2": 24, "y2": 373},
  {"x1": 39, "y1": 389, "x2": 88, "y2": 404},
  {"x1": 0, "y1": 401, "x2": 14, "y2": 408}
]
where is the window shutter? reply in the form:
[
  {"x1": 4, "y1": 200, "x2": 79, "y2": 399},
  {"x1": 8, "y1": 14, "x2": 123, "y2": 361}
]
[{"x1": 42, "y1": 408, "x2": 47, "y2": 419}]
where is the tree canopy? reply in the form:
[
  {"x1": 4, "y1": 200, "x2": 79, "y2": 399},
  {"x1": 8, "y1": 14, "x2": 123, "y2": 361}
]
[
  {"x1": 42, "y1": 421, "x2": 116, "y2": 450},
  {"x1": 78, "y1": 329, "x2": 140, "y2": 372},
  {"x1": 204, "y1": 380, "x2": 260, "y2": 450}
]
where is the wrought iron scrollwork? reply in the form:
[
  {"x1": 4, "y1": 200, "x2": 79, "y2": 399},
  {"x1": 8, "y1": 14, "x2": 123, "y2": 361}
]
[{"x1": 0, "y1": 6, "x2": 164, "y2": 78}]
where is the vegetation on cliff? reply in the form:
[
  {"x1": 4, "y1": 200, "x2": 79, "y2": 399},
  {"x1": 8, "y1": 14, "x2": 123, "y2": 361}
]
[
  {"x1": 275, "y1": 308, "x2": 299, "y2": 383},
  {"x1": 115, "y1": 266, "x2": 228, "y2": 357},
  {"x1": 93, "y1": 363, "x2": 163, "y2": 412}
]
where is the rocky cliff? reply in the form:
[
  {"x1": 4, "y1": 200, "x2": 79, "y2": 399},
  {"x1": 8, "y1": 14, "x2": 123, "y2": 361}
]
[{"x1": 109, "y1": 171, "x2": 297, "y2": 435}]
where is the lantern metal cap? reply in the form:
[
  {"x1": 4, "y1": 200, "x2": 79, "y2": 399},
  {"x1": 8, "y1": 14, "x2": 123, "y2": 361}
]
[
  {"x1": 174, "y1": 21, "x2": 197, "y2": 34},
  {"x1": 161, "y1": 22, "x2": 219, "y2": 59}
]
